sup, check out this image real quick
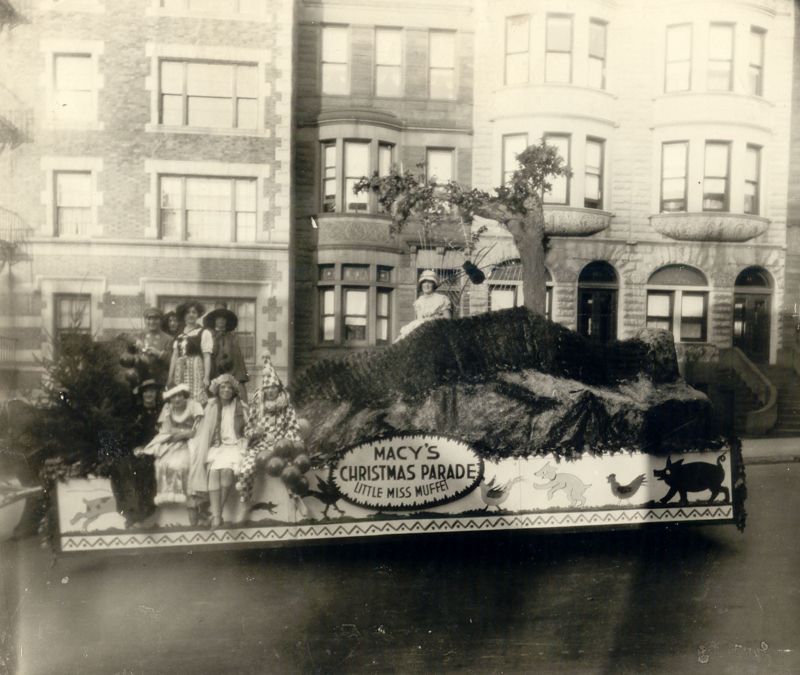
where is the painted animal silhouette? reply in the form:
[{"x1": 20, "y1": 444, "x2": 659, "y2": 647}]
[
  {"x1": 69, "y1": 495, "x2": 115, "y2": 531},
  {"x1": 532, "y1": 462, "x2": 591, "y2": 507},
  {"x1": 479, "y1": 475, "x2": 524, "y2": 511},
  {"x1": 653, "y1": 453, "x2": 729, "y2": 505}
]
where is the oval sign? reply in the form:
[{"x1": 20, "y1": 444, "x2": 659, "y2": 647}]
[{"x1": 331, "y1": 434, "x2": 484, "y2": 511}]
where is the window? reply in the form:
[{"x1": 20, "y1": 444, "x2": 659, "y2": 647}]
[
  {"x1": 159, "y1": 176, "x2": 257, "y2": 242},
  {"x1": 159, "y1": 296, "x2": 256, "y2": 364},
  {"x1": 543, "y1": 134, "x2": 570, "y2": 204},
  {"x1": 429, "y1": 31, "x2": 455, "y2": 99},
  {"x1": 749, "y1": 28, "x2": 765, "y2": 96},
  {"x1": 647, "y1": 265, "x2": 709, "y2": 342},
  {"x1": 317, "y1": 264, "x2": 394, "y2": 345},
  {"x1": 54, "y1": 54, "x2": 93, "y2": 122},
  {"x1": 159, "y1": 0, "x2": 262, "y2": 14},
  {"x1": 661, "y1": 142, "x2": 688, "y2": 212},
  {"x1": 703, "y1": 141, "x2": 730, "y2": 211},
  {"x1": 665, "y1": 24, "x2": 691, "y2": 92},
  {"x1": 378, "y1": 143, "x2": 394, "y2": 176},
  {"x1": 160, "y1": 60, "x2": 257, "y2": 129},
  {"x1": 744, "y1": 145, "x2": 761, "y2": 215},
  {"x1": 545, "y1": 15, "x2": 572, "y2": 83},
  {"x1": 375, "y1": 28, "x2": 402, "y2": 97},
  {"x1": 588, "y1": 20, "x2": 607, "y2": 89},
  {"x1": 505, "y1": 15, "x2": 529, "y2": 85},
  {"x1": 708, "y1": 23, "x2": 734, "y2": 91},
  {"x1": 488, "y1": 261, "x2": 552, "y2": 320},
  {"x1": 584, "y1": 138, "x2": 604, "y2": 209},
  {"x1": 426, "y1": 148, "x2": 454, "y2": 184},
  {"x1": 502, "y1": 134, "x2": 528, "y2": 184},
  {"x1": 55, "y1": 294, "x2": 91, "y2": 353},
  {"x1": 321, "y1": 142, "x2": 337, "y2": 213},
  {"x1": 322, "y1": 25, "x2": 349, "y2": 95},
  {"x1": 55, "y1": 171, "x2": 92, "y2": 237},
  {"x1": 344, "y1": 142, "x2": 370, "y2": 212}
]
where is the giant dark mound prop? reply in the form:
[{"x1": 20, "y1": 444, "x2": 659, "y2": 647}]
[{"x1": 292, "y1": 308, "x2": 719, "y2": 461}]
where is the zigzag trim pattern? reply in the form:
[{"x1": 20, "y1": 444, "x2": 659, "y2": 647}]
[{"x1": 60, "y1": 505, "x2": 734, "y2": 552}]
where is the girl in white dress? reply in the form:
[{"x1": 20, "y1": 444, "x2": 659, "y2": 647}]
[{"x1": 395, "y1": 269, "x2": 452, "y2": 341}]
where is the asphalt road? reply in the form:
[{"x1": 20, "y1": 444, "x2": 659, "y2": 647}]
[{"x1": 1, "y1": 462, "x2": 798, "y2": 675}]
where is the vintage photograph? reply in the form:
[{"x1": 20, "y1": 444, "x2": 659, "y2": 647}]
[{"x1": 0, "y1": 0, "x2": 798, "y2": 672}]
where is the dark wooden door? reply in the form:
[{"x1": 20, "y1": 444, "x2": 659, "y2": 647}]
[
  {"x1": 732, "y1": 293, "x2": 770, "y2": 363},
  {"x1": 577, "y1": 289, "x2": 617, "y2": 344}
]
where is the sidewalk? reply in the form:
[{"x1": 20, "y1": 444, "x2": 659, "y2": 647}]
[{"x1": 741, "y1": 436, "x2": 800, "y2": 464}]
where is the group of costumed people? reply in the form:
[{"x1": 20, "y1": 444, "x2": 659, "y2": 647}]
[{"x1": 112, "y1": 302, "x2": 302, "y2": 529}]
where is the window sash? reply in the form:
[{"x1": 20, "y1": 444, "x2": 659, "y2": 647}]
[
  {"x1": 703, "y1": 142, "x2": 730, "y2": 211},
  {"x1": 429, "y1": 31, "x2": 455, "y2": 98},
  {"x1": 707, "y1": 24, "x2": 734, "y2": 91},
  {"x1": 502, "y1": 134, "x2": 528, "y2": 184},
  {"x1": 744, "y1": 145, "x2": 761, "y2": 215},
  {"x1": 375, "y1": 27, "x2": 402, "y2": 97},
  {"x1": 665, "y1": 24, "x2": 692, "y2": 92},
  {"x1": 584, "y1": 138, "x2": 604, "y2": 209},
  {"x1": 661, "y1": 142, "x2": 688, "y2": 212},
  {"x1": 646, "y1": 291, "x2": 674, "y2": 332},
  {"x1": 426, "y1": 148, "x2": 454, "y2": 183},
  {"x1": 543, "y1": 134, "x2": 570, "y2": 204},
  {"x1": 322, "y1": 26, "x2": 349, "y2": 95},
  {"x1": 546, "y1": 15, "x2": 572, "y2": 83},
  {"x1": 505, "y1": 15, "x2": 529, "y2": 85},
  {"x1": 344, "y1": 142, "x2": 370, "y2": 212},
  {"x1": 749, "y1": 28, "x2": 765, "y2": 96},
  {"x1": 588, "y1": 20, "x2": 606, "y2": 89},
  {"x1": 55, "y1": 171, "x2": 92, "y2": 236}
]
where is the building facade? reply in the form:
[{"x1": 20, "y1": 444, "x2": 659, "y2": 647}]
[{"x1": 0, "y1": 0, "x2": 295, "y2": 394}]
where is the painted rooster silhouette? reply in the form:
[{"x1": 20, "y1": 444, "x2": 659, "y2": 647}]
[
  {"x1": 479, "y1": 476, "x2": 524, "y2": 511},
  {"x1": 606, "y1": 473, "x2": 647, "y2": 502},
  {"x1": 305, "y1": 476, "x2": 345, "y2": 518}
]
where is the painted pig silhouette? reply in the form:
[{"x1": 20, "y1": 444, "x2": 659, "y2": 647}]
[{"x1": 653, "y1": 453, "x2": 730, "y2": 505}]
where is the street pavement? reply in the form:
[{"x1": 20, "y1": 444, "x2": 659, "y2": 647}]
[{"x1": 1, "y1": 461, "x2": 798, "y2": 675}]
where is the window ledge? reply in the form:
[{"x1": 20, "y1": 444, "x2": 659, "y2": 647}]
[
  {"x1": 649, "y1": 212, "x2": 770, "y2": 242},
  {"x1": 543, "y1": 206, "x2": 612, "y2": 236},
  {"x1": 654, "y1": 91, "x2": 775, "y2": 108},
  {"x1": 144, "y1": 124, "x2": 271, "y2": 138}
]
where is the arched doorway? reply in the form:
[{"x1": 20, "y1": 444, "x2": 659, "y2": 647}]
[
  {"x1": 733, "y1": 266, "x2": 772, "y2": 363},
  {"x1": 577, "y1": 261, "x2": 618, "y2": 343}
]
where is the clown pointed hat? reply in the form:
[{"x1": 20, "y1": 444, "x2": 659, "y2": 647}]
[{"x1": 259, "y1": 353, "x2": 283, "y2": 389}]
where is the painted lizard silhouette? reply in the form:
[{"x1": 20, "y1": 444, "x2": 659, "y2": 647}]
[{"x1": 533, "y1": 462, "x2": 590, "y2": 507}]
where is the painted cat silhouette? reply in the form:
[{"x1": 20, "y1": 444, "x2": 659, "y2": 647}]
[
  {"x1": 69, "y1": 495, "x2": 115, "y2": 531},
  {"x1": 653, "y1": 453, "x2": 729, "y2": 505},
  {"x1": 532, "y1": 462, "x2": 591, "y2": 507}
]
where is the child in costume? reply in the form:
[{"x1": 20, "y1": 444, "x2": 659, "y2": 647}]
[
  {"x1": 168, "y1": 301, "x2": 213, "y2": 406},
  {"x1": 236, "y1": 355, "x2": 302, "y2": 503},
  {"x1": 192, "y1": 374, "x2": 248, "y2": 528},
  {"x1": 136, "y1": 384, "x2": 204, "y2": 520}
]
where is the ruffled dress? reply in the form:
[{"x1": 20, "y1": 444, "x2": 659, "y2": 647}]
[
  {"x1": 396, "y1": 292, "x2": 452, "y2": 341},
  {"x1": 173, "y1": 326, "x2": 213, "y2": 405},
  {"x1": 138, "y1": 400, "x2": 204, "y2": 505}
]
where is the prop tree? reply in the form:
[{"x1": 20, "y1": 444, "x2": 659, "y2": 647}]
[{"x1": 355, "y1": 140, "x2": 570, "y2": 316}]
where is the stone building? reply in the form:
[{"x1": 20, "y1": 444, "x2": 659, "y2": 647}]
[{"x1": 0, "y1": 0, "x2": 295, "y2": 393}]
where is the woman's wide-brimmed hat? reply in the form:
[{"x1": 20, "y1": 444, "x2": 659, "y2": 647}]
[
  {"x1": 143, "y1": 306, "x2": 163, "y2": 319},
  {"x1": 203, "y1": 307, "x2": 238, "y2": 332},
  {"x1": 418, "y1": 269, "x2": 439, "y2": 289},
  {"x1": 163, "y1": 383, "x2": 191, "y2": 400},
  {"x1": 175, "y1": 301, "x2": 206, "y2": 321},
  {"x1": 133, "y1": 378, "x2": 159, "y2": 395},
  {"x1": 209, "y1": 373, "x2": 239, "y2": 396}
]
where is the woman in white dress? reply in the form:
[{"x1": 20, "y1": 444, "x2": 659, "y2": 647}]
[{"x1": 395, "y1": 269, "x2": 452, "y2": 341}]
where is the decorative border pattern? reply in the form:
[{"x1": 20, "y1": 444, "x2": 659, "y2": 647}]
[{"x1": 60, "y1": 505, "x2": 734, "y2": 552}]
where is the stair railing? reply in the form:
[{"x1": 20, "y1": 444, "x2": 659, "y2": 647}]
[{"x1": 719, "y1": 347, "x2": 778, "y2": 435}]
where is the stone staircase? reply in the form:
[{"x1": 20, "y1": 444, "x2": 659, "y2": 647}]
[
  {"x1": 714, "y1": 370, "x2": 760, "y2": 436},
  {"x1": 758, "y1": 365, "x2": 800, "y2": 437}
]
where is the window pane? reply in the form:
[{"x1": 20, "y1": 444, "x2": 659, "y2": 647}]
[
  {"x1": 506, "y1": 15, "x2": 529, "y2": 54},
  {"x1": 588, "y1": 58, "x2": 604, "y2": 89},
  {"x1": 666, "y1": 25, "x2": 691, "y2": 61},
  {"x1": 708, "y1": 25, "x2": 733, "y2": 59},
  {"x1": 589, "y1": 22, "x2": 606, "y2": 58},
  {"x1": 322, "y1": 63, "x2": 348, "y2": 95},
  {"x1": 376, "y1": 65, "x2": 402, "y2": 97},
  {"x1": 322, "y1": 26, "x2": 348, "y2": 63},
  {"x1": 377, "y1": 318, "x2": 389, "y2": 342},
  {"x1": 55, "y1": 55, "x2": 92, "y2": 89},
  {"x1": 342, "y1": 265, "x2": 369, "y2": 281},
  {"x1": 161, "y1": 95, "x2": 183, "y2": 125},
  {"x1": 707, "y1": 63, "x2": 731, "y2": 91},
  {"x1": 323, "y1": 317, "x2": 336, "y2": 341},
  {"x1": 681, "y1": 322, "x2": 703, "y2": 340},
  {"x1": 585, "y1": 174, "x2": 601, "y2": 202},
  {"x1": 545, "y1": 53, "x2": 571, "y2": 83},
  {"x1": 161, "y1": 210, "x2": 180, "y2": 240},
  {"x1": 430, "y1": 68, "x2": 455, "y2": 98},
  {"x1": 490, "y1": 287, "x2": 517, "y2": 311},
  {"x1": 188, "y1": 96, "x2": 233, "y2": 127},
  {"x1": 377, "y1": 291, "x2": 390, "y2": 315},
  {"x1": 429, "y1": 32, "x2": 454, "y2": 68},
  {"x1": 662, "y1": 177, "x2": 686, "y2": 200},
  {"x1": 187, "y1": 63, "x2": 232, "y2": 96},
  {"x1": 544, "y1": 136, "x2": 569, "y2": 203},
  {"x1": 745, "y1": 146, "x2": 760, "y2": 182},
  {"x1": 345, "y1": 289, "x2": 368, "y2": 314},
  {"x1": 161, "y1": 61, "x2": 184, "y2": 94},
  {"x1": 682, "y1": 294, "x2": 705, "y2": 318},
  {"x1": 662, "y1": 143, "x2": 687, "y2": 178},
  {"x1": 376, "y1": 28, "x2": 402, "y2": 65},
  {"x1": 546, "y1": 17, "x2": 571, "y2": 52},
  {"x1": 647, "y1": 293, "x2": 671, "y2": 318},
  {"x1": 505, "y1": 53, "x2": 529, "y2": 85},
  {"x1": 705, "y1": 143, "x2": 729, "y2": 176},
  {"x1": 56, "y1": 172, "x2": 91, "y2": 207},
  {"x1": 378, "y1": 144, "x2": 393, "y2": 175},
  {"x1": 586, "y1": 140, "x2": 602, "y2": 170},
  {"x1": 58, "y1": 297, "x2": 90, "y2": 330},
  {"x1": 426, "y1": 149, "x2": 453, "y2": 182},
  {"x1": 236, "y1": 98, "x2": 257, "y2": 129},
  {"x1": 186, "y1": 178, "x2": 232, "y2": 241},
  {"x1": 750, "y1": 29, "x2": 764, "y2": 66},
  {"x1": 235, "y1": 65, "x2": 257, "y2": 96},
  {"x1": 322, "y1": 289, "x2": 334, "y2": 314},
  {"x1": 235, "y1": 179, "x2": 256, "y2": 210},
  {"x1": 503, "y1": 134, "x2": 528, "y2": 180},
  {"x1": 235, "y1": 213, "x2": 255, "y2": 242}
]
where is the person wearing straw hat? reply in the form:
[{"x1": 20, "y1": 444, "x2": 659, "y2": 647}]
[
  {"x1": 395, "y1": 269, "x2": 452, "y2": 341},
  {"x1": 203, "y1": 305, "x2": 249, "y2": 402},
  {"x1": 236, "y1": 354, "x2": 302, "y2": 503},
  {"x1": 135, "y1": 383, "x2": 204, "y2": 522},
  {"x1": 135, "y1": 307, "x2": 173, "y2": 385}
]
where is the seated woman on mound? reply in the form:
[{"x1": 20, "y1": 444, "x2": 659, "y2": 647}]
[
  {"x1": 135, "y1": 384, "x2": 204, "y2": 523},
  {"x1": 191, "y1": 374, "x2": 248, "y2": 529},
  {"x1": 395, "y1": 269, "x2": 452, "y2": 342}
]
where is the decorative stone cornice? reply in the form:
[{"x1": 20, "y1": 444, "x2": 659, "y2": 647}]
[
  {"x1": 316, "y1": 214, "x2": 398, "y2": 247},
  {"x1": 649, "y1": 212, "x2": 770, "y2": 243},
  {"x1": 543, "y1": 206, "x2": 612, "y2": 236}
]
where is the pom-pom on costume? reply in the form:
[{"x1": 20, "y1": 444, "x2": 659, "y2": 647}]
[{"x1": 236, "y1": 355, "x2": 301, "y2": 502}]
